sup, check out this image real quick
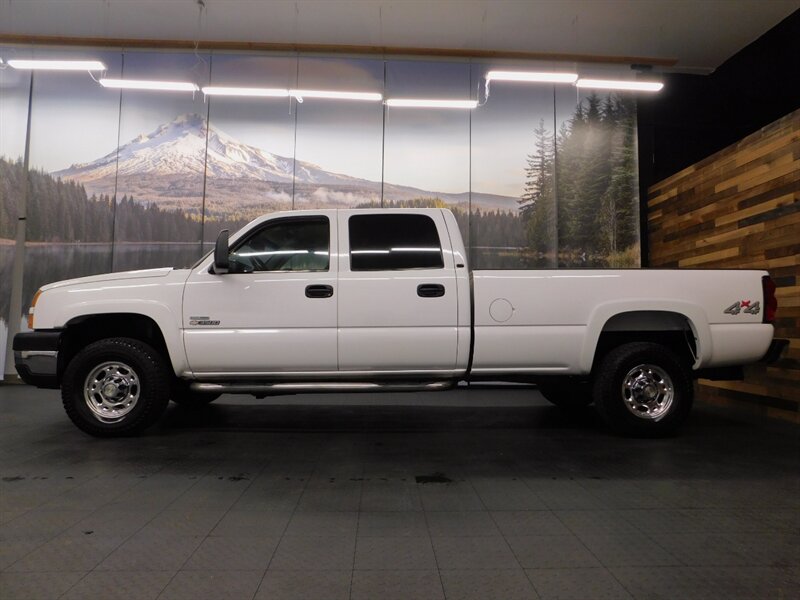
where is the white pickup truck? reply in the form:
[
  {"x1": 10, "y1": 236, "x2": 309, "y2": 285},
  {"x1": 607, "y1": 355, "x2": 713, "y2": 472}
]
[{"x1": 14, "y1": 208, "x2": 786, "y2": 437}]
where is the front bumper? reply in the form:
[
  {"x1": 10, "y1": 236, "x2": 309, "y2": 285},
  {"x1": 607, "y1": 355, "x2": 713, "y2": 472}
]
[{"x1": 13, "y1": 330, "x2": 62, "y2": 389}]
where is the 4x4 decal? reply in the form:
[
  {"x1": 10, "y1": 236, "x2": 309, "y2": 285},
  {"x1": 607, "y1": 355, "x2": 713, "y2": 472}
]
[{"x1": 724, "y1": 300, "x2": 760, "y2": 316}]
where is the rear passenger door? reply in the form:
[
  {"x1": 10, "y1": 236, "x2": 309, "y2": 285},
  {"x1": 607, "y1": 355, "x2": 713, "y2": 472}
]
[{"x1": 337, "y1": 210, "x2": 459, "y2": 374}]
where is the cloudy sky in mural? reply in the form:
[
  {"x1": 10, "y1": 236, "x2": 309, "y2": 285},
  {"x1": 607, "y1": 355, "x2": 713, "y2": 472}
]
[{"x1": 25, "y1": 48, "x2": 123, "y2": 171}]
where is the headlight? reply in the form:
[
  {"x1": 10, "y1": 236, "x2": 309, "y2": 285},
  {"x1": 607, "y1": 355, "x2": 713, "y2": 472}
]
[{"x1": 27, "y1": 289, "x2": 42, "y2": 329}]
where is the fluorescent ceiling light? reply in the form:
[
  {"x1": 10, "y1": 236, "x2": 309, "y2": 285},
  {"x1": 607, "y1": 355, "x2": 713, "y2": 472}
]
[
  {"x1": 99, "y1": 78, "x2": 199, "y2": 92},
  {"x1": 487, "y1": 70, "x2": 577, "y2": 84},
  {"x1": 202, "y1": 87, "x2": 381, "y2": 101},
  {"x1": 202, "y1": 86, "x2": 289, "y2": 97},
  {"x1": 576, "y1": 78, "x2": 664, "y2": 92},
  {"x1": 8, "y1": 59, "x2": 106, "y2": 71},
  {"x1": 386, "y1": 99, "x2": 478, "y2": 109},
  {"x1": 290, "y1": 89, "x2": 382, "y2": 101}
]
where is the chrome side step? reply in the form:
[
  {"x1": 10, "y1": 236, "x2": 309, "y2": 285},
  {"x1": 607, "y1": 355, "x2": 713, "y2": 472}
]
[{"x1": 189, "y1": 380, "x2": 456, "y2": 395}]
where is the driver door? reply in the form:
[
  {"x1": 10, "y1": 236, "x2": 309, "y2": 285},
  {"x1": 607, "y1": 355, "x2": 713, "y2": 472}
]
[{"x1": 183, "y1": 212, "x2": 338, "y2": 376}]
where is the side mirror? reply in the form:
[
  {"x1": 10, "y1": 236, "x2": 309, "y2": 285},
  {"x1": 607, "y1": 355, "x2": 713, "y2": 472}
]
[{"x1": 213, "y1": 229, "x2": 230, "y2": 274}]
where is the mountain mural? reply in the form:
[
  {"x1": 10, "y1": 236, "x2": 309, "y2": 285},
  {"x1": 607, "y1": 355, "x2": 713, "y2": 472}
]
[{"x1": 54, "y1": 113, "x2": 516, "y2": 219}]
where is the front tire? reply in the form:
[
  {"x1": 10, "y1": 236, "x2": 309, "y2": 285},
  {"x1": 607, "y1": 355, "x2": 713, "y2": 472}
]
[
  {"x1": 593, "y1": 342, "x2": 693, "y2": 437},
  {"x1": 62, "y1": 338, "x2": 170, "y2": 437}
]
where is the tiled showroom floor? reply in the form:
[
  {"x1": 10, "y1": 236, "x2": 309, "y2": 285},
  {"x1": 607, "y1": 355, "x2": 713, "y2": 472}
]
[{"x1": 1, "y1": 384, "x2": 798, "y2": 599}]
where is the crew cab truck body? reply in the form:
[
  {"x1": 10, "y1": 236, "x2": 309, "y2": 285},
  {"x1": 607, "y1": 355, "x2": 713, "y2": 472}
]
[{"x1": 14, "y1": 208, "x2": 786, "y2": 437}]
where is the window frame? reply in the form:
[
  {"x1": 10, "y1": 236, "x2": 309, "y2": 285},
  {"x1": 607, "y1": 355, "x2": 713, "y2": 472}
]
[
  {"x1": 229, "y1": 215, "x2": 332, "y2": 273},
  {"x1": 347, "y1": 213, "x2": 445, "y2": 272}
]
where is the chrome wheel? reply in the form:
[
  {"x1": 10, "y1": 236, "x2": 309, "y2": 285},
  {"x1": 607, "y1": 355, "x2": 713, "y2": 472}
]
[
  {"x1": 83, "y1": 361, "x2": 140, "y2": 423},
  {"x1": 621, "y1": 363, "x2": 674, "y2": 421}
]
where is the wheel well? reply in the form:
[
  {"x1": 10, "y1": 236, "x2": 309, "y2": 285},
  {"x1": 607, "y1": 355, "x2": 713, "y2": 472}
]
[
  {"x1": 59, "y1": 314, "x2": 171, "y2": 378},
  {"x1": 594, "y1": 311, "x2": 697, "y2": 370}
]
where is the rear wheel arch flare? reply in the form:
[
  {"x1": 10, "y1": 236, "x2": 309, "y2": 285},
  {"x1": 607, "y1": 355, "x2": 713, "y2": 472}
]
[{"x1": 591, "y1": 310, "x2": 699, "y2": 369}]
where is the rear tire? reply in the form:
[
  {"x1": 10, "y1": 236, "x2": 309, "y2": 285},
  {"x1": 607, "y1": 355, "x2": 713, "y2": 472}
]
[
  {"x1": 538, "y1": 381, "x2": 593, "y2": 410},
  {"x1": 62, "y1": 338, "x2": 170, "y2": 437},
  {"x1": 593, "y1": 342, "x2": 693, "y2": 437}
]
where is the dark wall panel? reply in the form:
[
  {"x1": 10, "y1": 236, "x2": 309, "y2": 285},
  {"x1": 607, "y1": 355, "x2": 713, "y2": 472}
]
[{"x1": 638, "y1": 10, "x2": 800, "y2": 195}]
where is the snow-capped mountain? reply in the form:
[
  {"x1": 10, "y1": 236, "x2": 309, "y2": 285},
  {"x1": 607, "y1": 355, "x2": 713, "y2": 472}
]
[
  {"x1": 56, "y1": 113, "x2": 340, "y2": 184},
  {"x1": 55, "y1": 113, "x2": 515, "y2": 216}
]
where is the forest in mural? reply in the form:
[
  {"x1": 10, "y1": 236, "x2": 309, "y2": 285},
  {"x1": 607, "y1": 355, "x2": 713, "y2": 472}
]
[
  {"x1": 521, "y1": 93, "x2": 640, "y2": 267},
  {"x1": 0, "y1": 158, "x2": 200, "y2": 243}
]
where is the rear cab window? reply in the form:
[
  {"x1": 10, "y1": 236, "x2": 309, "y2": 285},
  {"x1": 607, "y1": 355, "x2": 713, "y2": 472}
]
[{"x1": 348, "y1": 213, "x2": 444, "y2": 271}]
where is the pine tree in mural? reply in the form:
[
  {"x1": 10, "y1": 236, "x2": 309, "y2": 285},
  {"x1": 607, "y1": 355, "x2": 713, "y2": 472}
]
[
  {"x1": 554, "y1": 120, "x2": 576, "y2": 247},
  {"x1": 519, "y1": 119, "x2": 556, "y2": 255},
  {"x1": 0, "y1": 157, "x2": 26, "y2": 240},
  {"x1": 600, "y1": 96, "x2": 639, "y2": 261},
  {"x1": 519, "y1": 92, "x2": 641, "y2": 267},
  {"x1": 573, "y1": 94, "x2": 613, "y2": 253}
]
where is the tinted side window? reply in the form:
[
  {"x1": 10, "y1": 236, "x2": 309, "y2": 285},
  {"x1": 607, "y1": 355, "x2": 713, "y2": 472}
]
[
  {"x1": 231, "y1": 217, "x2": 330, "y2": 272},
  {"x1": 349, "y1": 214, "x2": 444, "y2": 271}
]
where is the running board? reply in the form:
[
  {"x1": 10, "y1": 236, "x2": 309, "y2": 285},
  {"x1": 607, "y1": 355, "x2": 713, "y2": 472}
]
[{"x1": 189, "y1": 380, "x2": 456, "y2": 395}]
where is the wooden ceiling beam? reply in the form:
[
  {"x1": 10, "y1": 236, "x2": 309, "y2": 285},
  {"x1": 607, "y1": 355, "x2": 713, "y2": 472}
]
[{"x1": 0, "y1": 33, "x2": 678, "y2": 67}]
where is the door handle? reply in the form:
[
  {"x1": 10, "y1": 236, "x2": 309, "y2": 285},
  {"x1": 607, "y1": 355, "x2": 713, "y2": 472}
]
[
  {"x1": 417, "y1": 284, "x2": 445, "y2": 298},
  {"x1": 305, "y1": 284, "x2": 334, "y2": 298}
]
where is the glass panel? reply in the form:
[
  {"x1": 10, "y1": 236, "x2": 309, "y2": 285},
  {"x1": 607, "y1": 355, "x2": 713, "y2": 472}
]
[
  {"x1": 349, "y1": 214, "x2": 443, "y2": 271},
  {"x1": 470, "y1": 62, "x2": 554, "y2": 269},
  {"x1": 112, "y1": 51, "x2": 211, "y2": 271},
  {"x1": 555, "y1": 87, "x2": 641, "y2": 267},
  {"x1": 203, "y1": 53, "x2": 297, "y2": 244},
  {"x1": 22, "y1": 48, "x2": 123, "y2": 335},
  {"x1": 231, "y1": 217, "x2": 329, "y2": 272},
  {"x1": 383, "y1": 60, "x2": 471, "y2": 216},
  {"x1": 0, "y1": 48, "x2": 32, "y2": 372},
  {"x1": 294, "y1": 57, "x2": 384, "y2": 209}
]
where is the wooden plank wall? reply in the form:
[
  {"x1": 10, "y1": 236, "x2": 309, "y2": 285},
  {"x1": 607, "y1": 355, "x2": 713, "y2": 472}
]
[{"x1": 647, "y1": 108, "x2": 800, "y2": 422}]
